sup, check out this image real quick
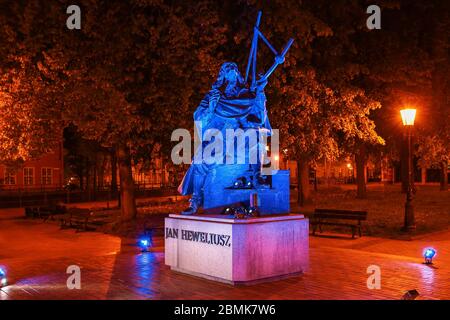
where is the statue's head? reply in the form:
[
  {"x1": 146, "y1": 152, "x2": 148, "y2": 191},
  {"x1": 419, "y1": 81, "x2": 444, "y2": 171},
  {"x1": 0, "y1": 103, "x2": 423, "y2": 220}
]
[{"x1": 212, "y1": 62, "x2": 244, "y2": 90}]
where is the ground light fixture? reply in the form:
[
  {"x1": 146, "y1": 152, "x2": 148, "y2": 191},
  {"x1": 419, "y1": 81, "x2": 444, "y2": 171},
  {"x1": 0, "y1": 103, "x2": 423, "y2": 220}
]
[
  {"x1": 0, "y1": 267, "x2": 7, "y2": 287},
  {"x1": 423, "y1": 247, "x2": 436, "y2": 265},
  {"x1": 138, "y1": 235, "x2": 153, "y2": 252},
  {"x1": 402, "y1": 289, "x2": 420, "y2": 300}
]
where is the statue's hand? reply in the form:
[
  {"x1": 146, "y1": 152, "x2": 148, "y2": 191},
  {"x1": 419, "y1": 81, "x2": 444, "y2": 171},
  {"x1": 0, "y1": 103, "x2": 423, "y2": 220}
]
[
  {"x1": 208, "y1": 89, "x2": 221, "y2": 113},
  {"x1": 275, "y1": 55, "x2": 285, "y2": 65},
  {"x1": 256, "y1": 79, "x2": 268, "y2": 92}
]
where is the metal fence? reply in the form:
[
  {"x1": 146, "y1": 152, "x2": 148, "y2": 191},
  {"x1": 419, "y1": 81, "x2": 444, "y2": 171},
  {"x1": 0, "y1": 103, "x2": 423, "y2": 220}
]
[{"x1": 0, "y1": 184, "x2": 178, "y2": 208}]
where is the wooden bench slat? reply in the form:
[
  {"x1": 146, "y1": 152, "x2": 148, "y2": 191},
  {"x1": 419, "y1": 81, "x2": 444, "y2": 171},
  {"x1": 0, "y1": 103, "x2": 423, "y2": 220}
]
[
  {"x1": 315, "y1": 209, "x2": 367, "y2": 216},
  {"x1": 311, "y1": 221, "x2": 358, "y2": 227},
  {"x1": 312, "y1": 215, "x2": 367, "y2": 221}
]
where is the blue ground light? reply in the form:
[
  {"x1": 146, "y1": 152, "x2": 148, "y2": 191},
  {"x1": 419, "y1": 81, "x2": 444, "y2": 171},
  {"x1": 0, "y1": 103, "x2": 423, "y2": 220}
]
[
  {"x1": 0, "y1": 267, "x2": 7, "y2": 287},
  {"x1": 423, "y1": 247, "x2": 437, "y2": 264},
  {"x1": 138, "y1": 236, "x2": 153, "y2": 252}
]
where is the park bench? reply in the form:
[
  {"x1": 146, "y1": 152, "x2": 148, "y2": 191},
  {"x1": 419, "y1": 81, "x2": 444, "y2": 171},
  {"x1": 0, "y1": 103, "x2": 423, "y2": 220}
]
[
  {"x1": 85, "y1": 210, "x2": 116, "y2": 229},
  {"x1": 60, "y1": 208, "x2": 116, "y2": 232},
  {"x1": 60, "y1": 208, "x2": 93, "y2": 231},
  {"x1": 310, "y1": 208, "x2": 367, "y2": 239},
  {"x1": 144, "y1": 226, "x2": 165, "y2": 237},
  {"x1": 25, "y1": 205, "x2": 67, "y2": 221}
]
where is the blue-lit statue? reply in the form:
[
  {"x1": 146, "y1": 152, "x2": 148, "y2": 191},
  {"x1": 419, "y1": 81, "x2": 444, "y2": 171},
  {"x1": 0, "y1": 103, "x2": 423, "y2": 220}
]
[
  {"x1": 179, "y1": 11, "x2": 293, "y2": 215},
  {"x1": 178, "y1": 62, "x2": 270, "y2": 215}
]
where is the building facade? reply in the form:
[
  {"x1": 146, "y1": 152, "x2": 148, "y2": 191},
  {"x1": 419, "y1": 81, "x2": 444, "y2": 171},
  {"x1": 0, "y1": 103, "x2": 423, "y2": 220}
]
[{"x1": 0, "y1": 143, "x2": 64, "y2": 191}]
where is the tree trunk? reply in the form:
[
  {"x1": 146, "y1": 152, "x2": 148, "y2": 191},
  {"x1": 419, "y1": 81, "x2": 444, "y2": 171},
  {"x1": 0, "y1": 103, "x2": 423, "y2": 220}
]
[
  {"x1": 297, "y1": 157, "x2": 311, "y2": 206},
  {"x1": 98, "y1": 153, "x2": 107, "y2": 190},
  {"x1": 78, "y1": 170, "x2": 84, "y2": 190},
  {"x1": 440, "y1": 161, "x2": 448, "y2": 191},
  {"x1": 356, "y1": 145, "x2": 367, "y2": 199},
  {"x1": 93, "y1": 155, "x2": 97, "y2": 200},
  {"x1": 421, "y1": 167, "x2": 427, "y2": 184},
  {"x1": 86, "y1": 159, "x2": 91, "y2": 201},
  {"x1": 117, "y1": 146, "x2": 137, "y2": 221},
  {"x1": 110, "y1": 149, "x2": 118, "y2": 192}
]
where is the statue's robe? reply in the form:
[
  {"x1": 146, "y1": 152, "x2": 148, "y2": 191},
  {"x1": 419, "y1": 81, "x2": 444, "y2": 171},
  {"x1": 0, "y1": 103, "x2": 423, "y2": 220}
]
[{"x1": 178, "y1": 87, "x2": 271, "y2": 196}]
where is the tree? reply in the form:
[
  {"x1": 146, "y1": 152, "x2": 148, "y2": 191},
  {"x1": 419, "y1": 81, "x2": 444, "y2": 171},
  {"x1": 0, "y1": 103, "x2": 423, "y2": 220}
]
[
  {"x1": 0, "y1": 1, "x2": 63, "y2": 166},
  {"x1": 58, "y1": 1, "x2": 235, "y2": 220},
  {"x1": 371, "y1": 0, "x2": 450, "y2": 192},
  {"x1": 248, "y1": 0, "x2": 385, "y2": 205},
  {"x1": 350, "y1": 0, "x2": 444, "y2": 195},
  {"x1": 423, "y1": 0, "x2": 450, "y2": 191},
  {"x1": 1, "y1": 0, "x2": 235, "y2": 221}
]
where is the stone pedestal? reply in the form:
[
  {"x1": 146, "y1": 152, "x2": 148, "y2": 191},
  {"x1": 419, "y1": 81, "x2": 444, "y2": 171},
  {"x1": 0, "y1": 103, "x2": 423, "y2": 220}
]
[{"x1": 165, "y1": 214, "x2": 309, "y2": 285}]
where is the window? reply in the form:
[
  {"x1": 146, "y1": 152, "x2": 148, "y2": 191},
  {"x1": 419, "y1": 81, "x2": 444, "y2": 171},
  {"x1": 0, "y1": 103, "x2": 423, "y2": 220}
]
[
  {"x1": 41, "y1": 168, "x2": 53, "y2": 185},
  {"x1": 24, "y1": 167, "x2": 34, "y2": 185},
  {"x1": 4, "y1": 168, "x2": 16, "y2": 185}
]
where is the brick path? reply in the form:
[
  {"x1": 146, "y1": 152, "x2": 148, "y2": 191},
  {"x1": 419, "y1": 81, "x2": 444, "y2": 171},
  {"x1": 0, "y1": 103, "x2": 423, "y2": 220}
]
[{"x1": 1, "y1": 211, "x2": 449, "y2": 300}]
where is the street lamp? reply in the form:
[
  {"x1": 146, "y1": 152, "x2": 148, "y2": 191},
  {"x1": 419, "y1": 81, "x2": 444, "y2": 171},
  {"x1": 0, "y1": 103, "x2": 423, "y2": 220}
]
[{"x1": 400, "y1": 108, "x2": 416, "y2": 231}]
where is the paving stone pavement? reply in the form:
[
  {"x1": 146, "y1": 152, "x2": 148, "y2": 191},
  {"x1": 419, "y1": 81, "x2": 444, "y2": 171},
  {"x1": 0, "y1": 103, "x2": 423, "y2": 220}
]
[{"x1": 1, "y1": 213, "x2": 449, "y2": 300}]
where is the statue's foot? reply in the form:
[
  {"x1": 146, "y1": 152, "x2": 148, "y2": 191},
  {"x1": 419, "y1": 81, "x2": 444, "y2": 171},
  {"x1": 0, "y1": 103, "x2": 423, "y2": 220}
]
[
  {"x1": 181, "y1": 197, "x2": 201, "y2": 215},
  {"x1": 181, "y1": 206, "x2": 198, "y2": 215}
]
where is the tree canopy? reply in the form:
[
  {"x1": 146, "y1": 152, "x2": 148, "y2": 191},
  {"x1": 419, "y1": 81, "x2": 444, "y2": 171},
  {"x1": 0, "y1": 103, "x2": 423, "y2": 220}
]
[{"x1": 0, "y1": 0, "x2": 447, "y2": 217}]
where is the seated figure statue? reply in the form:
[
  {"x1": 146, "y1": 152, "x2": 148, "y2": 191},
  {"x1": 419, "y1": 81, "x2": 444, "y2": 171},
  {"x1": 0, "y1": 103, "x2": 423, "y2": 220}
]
[{"x1": 178, "y1": 62, "x2": 271, "y2": 215}]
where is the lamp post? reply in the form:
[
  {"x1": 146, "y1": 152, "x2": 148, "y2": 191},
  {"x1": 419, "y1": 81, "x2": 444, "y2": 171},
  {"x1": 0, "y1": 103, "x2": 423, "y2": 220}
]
[{"x1": 400, "y1": 108, "x2": 416, "y2": 231}]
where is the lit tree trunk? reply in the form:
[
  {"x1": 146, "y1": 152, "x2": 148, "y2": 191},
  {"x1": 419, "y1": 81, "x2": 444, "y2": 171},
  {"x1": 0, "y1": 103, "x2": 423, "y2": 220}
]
[
  {"x1": 110, "y1": 149, "x2": 118, "y2": 192},
  {"x1": 117, "y1": 145, "x2": 137, "y2": 221},
  {"x1": 440, "y1": 161, "x2": 448, "y2": 191},
  {"x1": 356, "y1": 145, "x2": 367, "y2": 199},
  {"x1": 421, "y1": 167, "x2": 427, "y2": 184},
  {"x1": 297, "y1": 156, "x2": 311, "y2": 206}
]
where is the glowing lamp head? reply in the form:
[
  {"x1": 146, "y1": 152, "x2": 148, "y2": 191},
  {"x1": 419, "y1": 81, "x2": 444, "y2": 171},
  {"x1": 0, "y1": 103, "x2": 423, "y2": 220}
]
[
  {"x1": 274, "y1": 155, "x2": 279, "y2": 161},
  {"x1": 423, "y1": 247, "x2": 436, "y2": 264},
  {"x1": 400, "y1": 109, "x2": 416, "y2": 126}
]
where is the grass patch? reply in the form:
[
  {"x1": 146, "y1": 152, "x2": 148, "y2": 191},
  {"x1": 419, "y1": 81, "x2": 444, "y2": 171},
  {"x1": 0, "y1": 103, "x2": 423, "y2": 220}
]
[{"x1": 302, "y1": 184, "x2": 449, "y2": 238}]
